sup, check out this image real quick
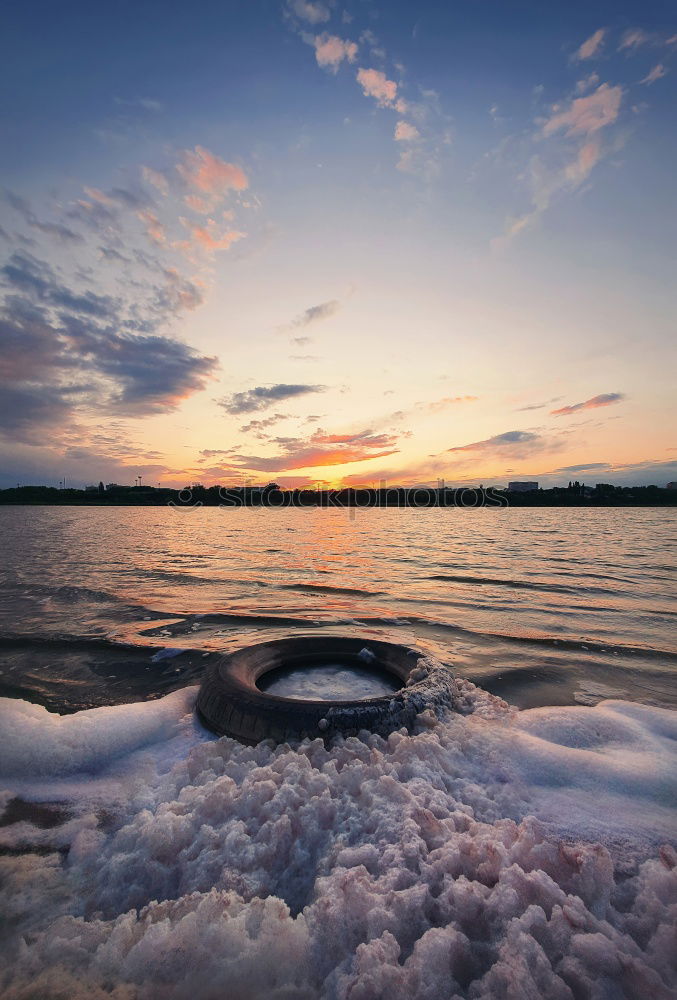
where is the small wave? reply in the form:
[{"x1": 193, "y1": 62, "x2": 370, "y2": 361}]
[
  {"x1": 402, "y1": 615, "x2": 677, "y2": 662},
  {"x1": 16, "y1": 583, "x2": 124, "y2": 604},
  {"x1": 135, "y1": 569, "x2": 272, "y2": 588},
  {"x1": 278, "y1": 583, "x2": 384, "y2": 597},
  {"x1": 426, "y1": 573, "x2": 620, "y2": 596},
  {"x1": 138, "y1": 612, "x2": 329, "y2": 635}
]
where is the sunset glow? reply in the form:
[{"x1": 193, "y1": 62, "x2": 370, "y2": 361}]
[{"x1": 1, "y1": 1, "x2": 675, "y2": 490}]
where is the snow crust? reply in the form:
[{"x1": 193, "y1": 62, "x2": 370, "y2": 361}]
[{"x1": 1, "y1": 680, "x2": 676, "y2": 999}]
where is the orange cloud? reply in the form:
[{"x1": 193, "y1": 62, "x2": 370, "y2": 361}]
[
  {"x1": 231, "y1": 428, "x2": 400, "y2": 473},
  {"x1": 178, "y1": 146, "x2": 248, "y2": 197},
  {"x1": 233, "y1": 446, "x2": 398, "y2": 473}
]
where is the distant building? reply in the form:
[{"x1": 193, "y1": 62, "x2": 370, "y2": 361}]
[
  {"x1": 507, "y1": 481, "x2": 539, "y2": 492},
  {"x1": 667, "y1": 482, "x2": 677, "y2": 490},
  {"x1": 84, "y1": 484, "x2": 99, "y2": 492}
]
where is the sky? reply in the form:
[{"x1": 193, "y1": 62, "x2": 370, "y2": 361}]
[{"x1": 1, "y1": 0, "x2": 676, "y2": 490}]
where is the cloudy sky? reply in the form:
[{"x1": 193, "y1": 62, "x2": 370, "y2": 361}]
[{"x1": 1, "y1": 0, "x2": 675, "y2": 489}]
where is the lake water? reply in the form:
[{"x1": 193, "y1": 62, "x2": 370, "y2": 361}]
[
  {"x1": 0, "y1": 505, "x2": 675, "y2": 711},
  {"x1": 1, "y1": 505, "x2": 676, "y2": 998}
]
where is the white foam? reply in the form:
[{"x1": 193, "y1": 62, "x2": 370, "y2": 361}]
[
  {"x1": 0, "y1": 682, "x2": 675, "y2": 998},
  {"x1": 0, "y1": 686, "x2": 198, "y2": 777},
  {"x1": 261, "y1": 663, "x2": 401, "y2": 700}
]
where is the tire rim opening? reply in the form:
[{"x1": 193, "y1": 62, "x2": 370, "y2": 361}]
[{"x1": 257, "y1": 657, "x2": 403, "y2": 701}]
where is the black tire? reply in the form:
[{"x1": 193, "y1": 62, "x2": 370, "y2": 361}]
[{"x1": 196, "y1": 635, "x2": 454, "y2": 744}]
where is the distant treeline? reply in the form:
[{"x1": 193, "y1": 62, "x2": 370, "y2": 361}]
[{"x1": 1, "y1": 483, "x2": 676, "y2": 507}]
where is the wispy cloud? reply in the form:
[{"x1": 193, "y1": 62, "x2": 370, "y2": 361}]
[
  {"x1": 447, "y1": 429, "x2": 544, "y2": 456},
  {"x1": 289, "y1": 299, "x2": 341, "y2": 329},
  {"x1": 551, "y1": 392, "x2": 625, "y2": 416},
  {"x1": 3, "y1": 191, "x2": 84, "y2": 245},
  {"x1": 114, "y1": 96, "x2": 163, "y2": 112},
  {"x1": 219, "y1": 383, "x2": 326, "y2": 415},
  {"x1": 240, "y1": 413, "x2": 288, "y2": 436},
  {"x1": 142, "y1": 166, "x2": 170, "y2": 197},
  {"x1": 424, "y1": 395, "x2": 478, "y2": 413},
  {"x1": 640, "y1": 64, "x2": 668, "y2": 85},
  {"x1": 542, "y1": 83, "x2": 622, "y2": 137},
  {"x1": 618, "y1": 28, "x2": 650, "y2": 52},
  {"x1": 287, "y1": 0, "x2": 331, "y2": 25},
  {"x1": 137, "y1": 209, "x2": 167, "y2": 246},
  {"x1": 555, "y1": 462, "x2": 611, "y2": 473},
  {"x1": 493, "y1": 80, "x2": 624, "y2": 248},
  {"x1": 515, "y1": 397, "x2": 562, "y2": 412},
  {"x1": 575, "y1": 73, "x2": 600, "y2": 94},
  {"x1": 574, "y1": 28, "x2": 606, "y2": 61}
]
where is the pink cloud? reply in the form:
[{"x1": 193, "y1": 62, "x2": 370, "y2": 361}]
[
  {"x1": 82, "y1": 187, "x2": 115, "y2": 205},
  {"x1": 184, "y1": 194, "x2": 214, "y2": 213},
  {"x1": 314, "y1": 34, "x2": 358, "y2": 72},
  {"x1": 394, "y1": 121, "x2": 420, "y2": 141},
  {"x1": 177, "y1": 146, "x2": 248, "y2": 197},
  {"x1": 563, "y1": 137, "x2": 602, "y2": 184},
  {"x1": 551, "y1": 392, "x2": 625, "y2": 416},
  {"x1": 187, "y1": 222, "x2": 246, "y2": 252},
  {"x1": 543, "y1": 83, "x2": 622, "y2": 137},
  {"x1": 356, "y1": 67, "x2": 398, "y2": 107},
  {"x1": 137, "y1": 209, "x2": 166, "y2": 245},
  {"x1": 575, "y1": 28, "x2": 606, "y2": 61}
]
